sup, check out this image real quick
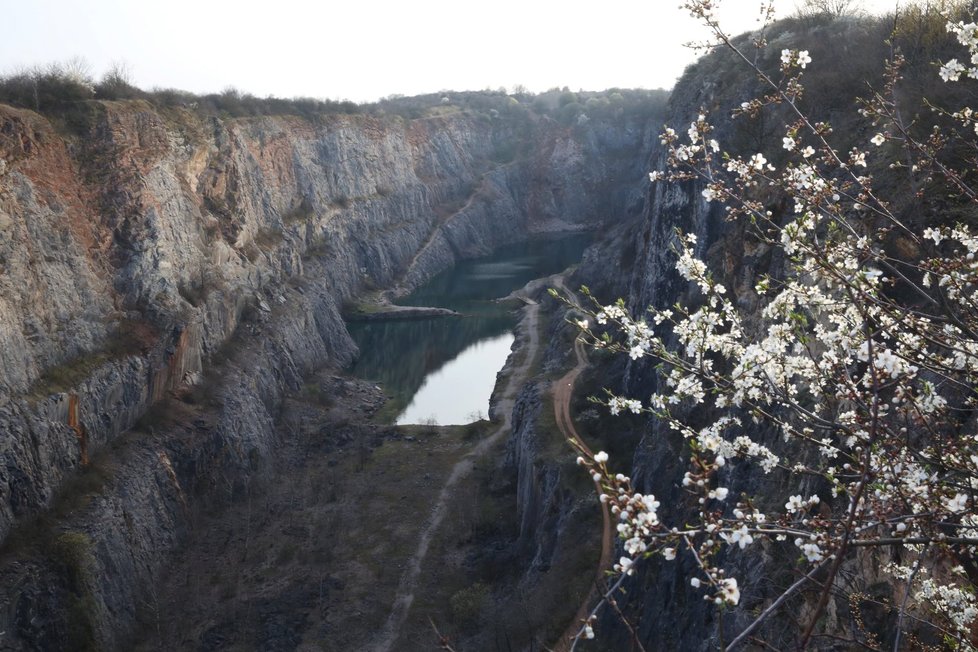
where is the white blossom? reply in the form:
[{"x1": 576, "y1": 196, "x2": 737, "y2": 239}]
[
  {"x1": 616, "y1": 556, "x2": 635, "y2": 575},
  {"x1": 720, "y1": 578, "x2": 740, "y2": 605},
  {"x1": 941, "y1": 58, "x2": 966, "y2": 82},
  {"x1": 946, "y1": 492, "x2": 969, "y2": 513},
  {"x1": 798, "y1": 541, "x2": 824, "y2": 563},
  {"x1": 721, "y1": 525, "x2": 754, "y2": 549}
]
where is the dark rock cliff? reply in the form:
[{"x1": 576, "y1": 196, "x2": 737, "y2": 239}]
[{"x1": 505, "y1": 13, "x2": 974, "y2": 651}]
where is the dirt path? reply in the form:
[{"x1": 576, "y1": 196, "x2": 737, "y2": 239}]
[
  {"x1": 551, "y1": 277, "x2": 614, "y2": 652},
  {"x1": 368, "y1": 288, "x2": 543, "y2": 652}
]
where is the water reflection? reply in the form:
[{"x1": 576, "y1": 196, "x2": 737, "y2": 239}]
[
  {"x1": 347, "y1": 235, "x2": 590, "y2": 424},
  {"x1": 396, "y1": 333, "x2": 515, "y2": 425},
  {"x1": 346, "y1": 311, "x2": 515, "y2": 419}
]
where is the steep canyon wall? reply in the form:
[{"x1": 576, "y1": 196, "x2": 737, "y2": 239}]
[
  {"x1": 561, "y1": 16, "x2": 961, "y2": 650},
  {"x1": 0, "y1": 99, "x2": 656, "y2": 649}
]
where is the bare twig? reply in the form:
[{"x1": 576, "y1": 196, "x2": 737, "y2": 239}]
[
  {"x1": 429, "y1": 617, "x2": 459, "y2": 652},
  {"x1": 893, "y1": 544, "x2": 928, "y2": 652},
  {"x1": 725, "y1": 560, "x2": 830, "y2": 650}
]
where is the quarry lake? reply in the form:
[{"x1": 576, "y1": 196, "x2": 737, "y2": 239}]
[{"x1": 347, "y1": 234, "x2": 590, "y2": 424}]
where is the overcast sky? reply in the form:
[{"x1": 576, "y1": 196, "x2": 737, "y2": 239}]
[{"x1": 2, "y1": 0, "x2": 899, "y2": 103}]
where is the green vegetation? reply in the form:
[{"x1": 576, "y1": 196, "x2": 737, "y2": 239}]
[
  {"x1": 491, "y1": 140, "x2": 519, "y2": 165},
  {"x1": 449, "y1": 583, "x2": 489, "y2": 632},
  {"x1": 0, "y1": 454, "x2": 115, "y2": 559},
  {"x1": 299, "y1": 381, "x2": 333, "y2": 407},
  {"x1": 52, "y1": 531, "x2": 95, "y2": 589},
  {"x1": 30, "y1": 351, "x2": 111, "y2": 400},
  {"x1": 27, "y1": 319, "x2": 153, "y2": 402},
  {"x1": 0, "y1": 60, "x2": 668, "y2": 137},
  {"x1": 51, "y1": 531, "x2": 99, "y2": 651}
]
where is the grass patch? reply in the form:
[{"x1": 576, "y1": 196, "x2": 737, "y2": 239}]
[
  {"x1": 58, "y1": 458, "x2": 115, "y2": 511},
  {"x1": 0, "y1": 450, "x2": 116, "y2": 564},
  {"x1": 30, "y1": 352, "x2": 111, "y2": 400},
  {"x1": 27, "y1": 319, "x2": 157, "y2": 402},
  {"x1": 52, "y1": 531, "x2": 95, "y2": 589},
  {"x1": 367, "y1": 393, "x2": 402, "y2": 425},
  {"x1": 299, "y1": 382, "x2": 334, "y2": 408}
]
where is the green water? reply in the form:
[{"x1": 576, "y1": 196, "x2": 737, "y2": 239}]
[{"x1": 347, "y1": 234, "x2": 591, "y2": 424}]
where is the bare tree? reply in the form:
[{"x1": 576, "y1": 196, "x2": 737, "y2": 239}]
[
  {"x1": 795, "y1": 0, "x2": 863, "y2": 17},
  {"x1": 101, "y1": 61, "x2": 132, "y2": 87},
  {"x1": 60, "y1": 56, "x2": 94, "y2": 86}
]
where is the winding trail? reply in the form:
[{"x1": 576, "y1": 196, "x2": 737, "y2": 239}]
[
  {"x1": 551, "y1": 277, "x2": 614, "y2": 652},
  {"x1": 368, "y1": 288, "x2": 542, "y2": 652}
]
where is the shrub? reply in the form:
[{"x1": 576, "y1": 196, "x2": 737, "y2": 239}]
[
  {"x1": 0, "y1": 60, "x2": 94, "y2": 113},
  {"x1": 449, "y1": 582, "x2": 489, "y2": 632},
  {"x1": 94, "y1": 63, "x2": 143, "y2": 101}
]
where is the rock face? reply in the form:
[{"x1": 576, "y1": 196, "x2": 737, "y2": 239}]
[
  {"x1": 483, "y1": 15, "x2": 978, "y2": 651},
  {"x1": 555, "y1": 17, "x2": 937, "y2": 651},
  {"x1": 0, "y1": 99, "x2": 657, "y2": 649}
]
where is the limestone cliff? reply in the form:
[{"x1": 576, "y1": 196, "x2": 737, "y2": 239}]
[{"x1": 0, "y1": 97, "x2": 657, "y2": 649}]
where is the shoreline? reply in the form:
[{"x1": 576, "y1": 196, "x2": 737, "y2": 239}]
[{"x1": 345, "y1": 302, "x2": 460, "y2": 321}]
